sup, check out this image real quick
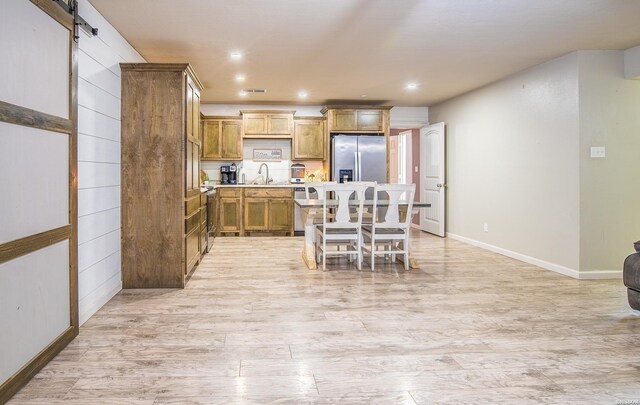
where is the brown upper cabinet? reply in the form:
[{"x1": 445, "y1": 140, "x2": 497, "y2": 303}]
[
  {"x1": 293, "y1": 118, "x2": 325, "y2": 160},
  {"x1": 241, "y1": 110, "x2": 294, "y2": 137},
  {"x1": 322, "y1": 107, "x2": 391, "y2": 133},
  {"x1": 202, "y1": 117, "x2": 243, "y2": 160}
]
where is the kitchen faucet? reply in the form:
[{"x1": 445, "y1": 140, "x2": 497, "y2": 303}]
[{"x1": 258, "y1": 163, "x2": 272, "y2": 184}]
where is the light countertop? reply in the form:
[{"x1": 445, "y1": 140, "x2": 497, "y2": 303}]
[{"x1": 212, "y1": 183, "x2": 303, "y2": 188}]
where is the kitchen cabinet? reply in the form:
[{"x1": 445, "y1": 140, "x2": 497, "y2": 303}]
[
  {"x1": 243, "y1": 188, "x2": 293, "y2": 234},
  {"x1": 241, "y1": 110, "x2": 294, "y2": 137},
  {"x1": 215, "y1": 187, "x2": 293, "y2": 236},
  {"x1": 218, "y1": 188, "x2": 242, "y2": 235},
  {"x1": 121, "y1": 63, "x2": 203, "y2": 288},
  {"x1": 199, "y1": 191, "x2": 207, "y2": 256},
  {"x1": 202, "y1": 118, "x2": 243, "y2": 160},
  {"x1": 293, "y1": 118, "x2": 325, "y2": 160},
  {"x1": 322, "y1": 107, "x2": 390, "y2": 133}
]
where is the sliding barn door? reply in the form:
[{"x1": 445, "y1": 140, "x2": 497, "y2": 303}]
[{"x1": 0, "y1": 0, "x2": 78, "y2": 401}]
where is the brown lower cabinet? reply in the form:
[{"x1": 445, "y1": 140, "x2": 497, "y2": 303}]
[{"x1": 215, "y1": 187, "x2": 293, "y2": 236}]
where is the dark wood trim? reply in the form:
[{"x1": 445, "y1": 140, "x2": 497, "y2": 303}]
[
  {"x1": 0, "y1": 226, "x2": 71, "y2": 265},
  {"x1": 29, "y1": 0, "x2": 74, "y2": 31},
  {"x1": 0, "y1": 326, "x2": 75, "y2": 404},
  {"x1": 0, "y1": 101, "x2": 73, "y2": 134},
  {"x1": 68, "y1": 17, "x2": 80, "y2": 336},
  {"x1": 120, "y1": 63, "x2": 204, "y2": 91}
]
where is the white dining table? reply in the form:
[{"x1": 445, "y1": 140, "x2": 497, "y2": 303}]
[{"x1": 294, "y1": 199, "x2": 431, "y2": 270}]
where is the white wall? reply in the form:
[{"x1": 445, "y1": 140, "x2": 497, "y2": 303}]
[
  {"x1": 76, "y1": 0, "x2": 144, "y2": 324},
  {"x1": 429, "y1": 53, "x2": 582, "y2": 275},
  {"x1": 578, "y1": 51, "x2": 640, "y2": 274},
  {"x1": 623, "y1": 45, "x2": 640, "y2": 79}
]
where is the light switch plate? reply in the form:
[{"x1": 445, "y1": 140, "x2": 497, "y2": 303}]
[{"x1": 590, "y1": 146, "x2": 606, "y2": 158}]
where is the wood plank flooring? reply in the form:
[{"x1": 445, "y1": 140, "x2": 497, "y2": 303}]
[{"x1": 8, "y1": 231, "x2": 640, "y2": 404}]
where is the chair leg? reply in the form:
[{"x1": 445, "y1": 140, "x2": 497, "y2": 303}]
[
  {"x1": 371, "y1": 240, "x2": 375, "y2": 271},
  {"x1": 356, "y1": 238, "x2": 362, "y2": 271},
  {"x1": 322, "y1": 239, "x2": 326, "y2": 271}
]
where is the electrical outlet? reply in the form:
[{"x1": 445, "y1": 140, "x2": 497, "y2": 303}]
[
  {"x1": 414, "y1": 166, "x2": 419, "y2": 173},
  {"x1": 484, "y1": 223, "x2": 489, "y2": 232},
  {"x1": 590, "y1": 146, "x2": 606, "y2": 158}
]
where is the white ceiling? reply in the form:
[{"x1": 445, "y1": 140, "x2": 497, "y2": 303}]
[{"x1": 88, "y1": 0, "x2": 640, "y2": 106}]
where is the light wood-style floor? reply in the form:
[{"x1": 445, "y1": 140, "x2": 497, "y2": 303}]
[{"x1": 9, "y1": 231, "x2": 640, "y2": 404}]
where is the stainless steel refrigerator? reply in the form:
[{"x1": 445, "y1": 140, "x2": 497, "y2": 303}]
[{"x1": 330, "y1": 134, "x2": 387, "y2": 198}]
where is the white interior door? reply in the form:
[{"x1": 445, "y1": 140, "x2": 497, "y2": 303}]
[{"x1": 420, "y1": 122, "x2": 446, "y2": 237}]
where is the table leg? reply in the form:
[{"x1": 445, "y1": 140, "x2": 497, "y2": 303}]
[{"x1": 301, "y1": 207, "x2": 317, "y2": 270}]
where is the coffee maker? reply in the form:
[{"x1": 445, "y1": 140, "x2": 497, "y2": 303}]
[
  {"x1": 220, "y1": 164, "x2": 237, "y2": 185},
  {"x1": 220, "y1": 166, "x2": 230, "y2": 184}
]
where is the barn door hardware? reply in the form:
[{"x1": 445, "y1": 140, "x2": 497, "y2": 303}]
[{"x1": 51, "y1": 0, "x2": 98, "y2": 41}]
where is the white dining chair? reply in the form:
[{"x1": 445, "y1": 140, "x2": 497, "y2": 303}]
[
  {"x1": 304, "y1": 181, "x2": 336, "y2": 199},
  {"x1": 314, "y1": 183, "x2": 368, "y2": 271},
  {"x1": 362, "y1": 183, "x2": 416, "y2": 271}
]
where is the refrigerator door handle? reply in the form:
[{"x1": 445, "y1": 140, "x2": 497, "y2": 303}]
[
  {"x1": 353, "y1": 151, "x2": 359, "y2": 181},
  {"x1": 357, "y1": 152, "x2": 362, "y2": 181}
]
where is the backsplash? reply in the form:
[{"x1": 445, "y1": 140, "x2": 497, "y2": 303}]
[{"x1": 201, "y1": 139, "x2": 324, "y2": 184}]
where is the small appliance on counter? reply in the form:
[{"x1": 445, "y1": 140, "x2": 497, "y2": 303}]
[
  {"x1": 220, "y1": 164, "x2": 238, "y2": 185},
  {"x1": 290, "y1": 163, "x2": 305, "y2": 184},
  {"x1": 220, "y1": 165, "x2": 230, "y2": 184},
  {"x1": 229, "y1": 163, "x2": 237, "y2": 184}
]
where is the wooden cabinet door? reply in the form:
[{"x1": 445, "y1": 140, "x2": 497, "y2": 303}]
[
  {"x1": 332, "y1": 110, "x2": 357, "y2": 131},
  {"x1": 192, "y1": 87, "x2": 200, "y2": 141},
  {"x1": 267, "y1": 114, "x2": 292, "y2": 135},
  {"x1": 243, "y1": 112, "x2": 293, "y2": 136},
  {"x1": 221, "y1": 120, "x2": 242, "y2": 159},
  {"x1": 269, "y1": 199, "x2": 292, "y2": 231},
  {"x1": 244, "y1": 198, "x2": 269, "y2": 230},
  {"x1": 293, "y1": 119, "x2": 324, "y2": 160},
  {"x1": 202, "y1": 120, "x2": 221, "y2": 159},
  {"x1": 356, "y1": 110, "x2": 382, "y2": 131},
  {"x1": 186, "y1": 81, "x2": 194, "y2": 139},
  {"x1": 219, "y1": 198, "x2": 241, "y2": 232},
  {"x1": 243, "y1": 114, "x2": 267, "y2": 135}
]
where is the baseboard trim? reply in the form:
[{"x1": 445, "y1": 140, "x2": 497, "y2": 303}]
[
  {"x1": 445, "y1": 233, "x2": 621, "y2": 280},
  {"x1": 79, "y1": 275, "x2": 122, "y2": 325},
  {"x1": 577, "y1": 270, "x2": 623, "y2": 280}
]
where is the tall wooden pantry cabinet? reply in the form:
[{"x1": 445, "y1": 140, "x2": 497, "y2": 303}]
[{"x1": 120, "y1": 63, "x2": 203, "y2": 288}]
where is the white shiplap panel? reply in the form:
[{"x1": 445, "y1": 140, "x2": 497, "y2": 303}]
[
  {"x1": 78, "y1": 272, "x2": 121, "y2": 325},
  {"x1": 78, "y1": 229, "x2": 120, "y2": 273},
  {"x1": 78, "y1": 207, "x2": 120, "y2": 245},
  {"x1": 0, "y1": 241, "x2": 70, "y2": 383},
  {"x1": 78, "y1": 105, "x2": 120, "y2": 142},
  {"x1": 78, "y1": 186, "x2": 120, "y2": 217},
  {"x1": 0, "y1": 0, "x2": 69, "y2": 118},
  {"x1": 78, "y1": 133, "x2": 120, "y2": 164},
  {"x1": 78, "y1": 50, "x2": 121, "y2": 99},
  {"x1": 77, "y1": 27, "x2": 125, "y2": 78},
  {"x1": 78, "y1": 162, "x2": 120, "y2": 189},
  {"x1": 78, "y1": 250, "x2": 120, "y2": 301},
  {"x1": 0, "y1": 122, "x2": 69, "y2": 244},
  {"x1": 78, "y1": 78, "x2": 121, "y2": 120}
]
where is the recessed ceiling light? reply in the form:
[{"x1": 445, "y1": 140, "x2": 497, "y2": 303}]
[
  {"x1": 230, "y1": 51, "x2": 243, "y2": 60},
  {"x1": 238, "y1": 90, "x2": 247, "y2": 97},
  {"x1": 298, "y1": 91, "x2": 308, "y2": 99},
  {"x1": 361, "y1": 94, "x2": 367, "y2": 98},
  {"x1": 235, "y1": 74, "x2": 246, "y2": 82},
  {"x1": 406, "y1": 82, "x2": 418, "y2": 90}
]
